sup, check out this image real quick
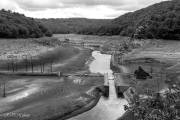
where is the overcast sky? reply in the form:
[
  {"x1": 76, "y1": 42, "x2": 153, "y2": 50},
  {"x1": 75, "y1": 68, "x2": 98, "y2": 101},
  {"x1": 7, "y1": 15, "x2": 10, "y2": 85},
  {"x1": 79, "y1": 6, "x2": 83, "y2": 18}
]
[{"x1": 0, "y1": 0, "x2": 168, "y2": 19}]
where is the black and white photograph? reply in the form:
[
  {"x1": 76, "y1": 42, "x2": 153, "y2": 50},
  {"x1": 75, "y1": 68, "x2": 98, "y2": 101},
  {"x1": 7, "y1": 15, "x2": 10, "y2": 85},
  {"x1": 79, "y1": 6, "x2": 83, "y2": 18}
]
[{"x1": 0, "y1": 0, "x2": 180, "y2": 120}]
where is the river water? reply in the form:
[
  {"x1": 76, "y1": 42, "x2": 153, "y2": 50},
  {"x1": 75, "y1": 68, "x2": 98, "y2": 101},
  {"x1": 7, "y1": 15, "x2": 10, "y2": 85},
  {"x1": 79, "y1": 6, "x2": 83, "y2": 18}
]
[{"x1": 69, "y1": 51, "x2": 128, "y2": 120}]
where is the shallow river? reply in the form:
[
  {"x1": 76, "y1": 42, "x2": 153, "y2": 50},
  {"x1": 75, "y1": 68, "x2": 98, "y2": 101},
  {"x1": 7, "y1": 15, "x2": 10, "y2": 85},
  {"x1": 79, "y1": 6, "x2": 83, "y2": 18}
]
[{"x1": 69, "y1": 51, "x2": 128, "y2": 120}]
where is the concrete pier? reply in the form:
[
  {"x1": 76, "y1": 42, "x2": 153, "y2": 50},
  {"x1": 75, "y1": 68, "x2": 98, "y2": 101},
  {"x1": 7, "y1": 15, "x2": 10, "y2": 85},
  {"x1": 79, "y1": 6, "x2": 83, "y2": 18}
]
[
  {"x1": 103, "y1": 73, "x2": 109, "y2": 97},
  {"x1": 114, "y1": 73, "x2": 129, "y2": 98}
]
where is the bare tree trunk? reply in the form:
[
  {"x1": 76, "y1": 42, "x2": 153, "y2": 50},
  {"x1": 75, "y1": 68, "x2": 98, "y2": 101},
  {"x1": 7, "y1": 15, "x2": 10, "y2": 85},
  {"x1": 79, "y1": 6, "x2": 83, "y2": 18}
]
[
  {"x1": 31, "y1": 57, "x2": 34, "y2": 73},
  {"x1": 12, "y1": 61, "x2": 14, "y2": 72},
  {"x1": 25, "y1": 58, "x2": 28, "y2": 72},
  {"x1": 50, "y1": 61, "x2": 53, "y2": 73},
  {"x1": 41, "y1": 62, "x2": 43, "y2": 73},
  {"x1": 3, "y1": 81, "x2": 6, "y2": 97}
]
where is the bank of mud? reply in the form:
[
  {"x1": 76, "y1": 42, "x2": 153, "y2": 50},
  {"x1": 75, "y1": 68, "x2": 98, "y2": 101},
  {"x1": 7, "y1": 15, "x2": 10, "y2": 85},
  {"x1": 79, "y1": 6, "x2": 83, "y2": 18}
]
[
  {"x1": 49, "y1": 86, "x2": 105, "y2": 120},
  {"x1": 0, "y1": 74, "x2": 104, "y2": 120},
  {"x1": 0, "y1": 41, "x2": 102, "y2": 120}
]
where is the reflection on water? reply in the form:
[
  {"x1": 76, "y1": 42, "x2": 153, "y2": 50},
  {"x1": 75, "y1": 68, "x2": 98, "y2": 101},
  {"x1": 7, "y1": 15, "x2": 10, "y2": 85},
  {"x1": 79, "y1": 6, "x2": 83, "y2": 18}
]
[
  {"x1": 69, "y1": 51, "x2": 128, "y2": 120},
  {"x1": 89, "y1": 51, "x2": 113, "y2": 79}
]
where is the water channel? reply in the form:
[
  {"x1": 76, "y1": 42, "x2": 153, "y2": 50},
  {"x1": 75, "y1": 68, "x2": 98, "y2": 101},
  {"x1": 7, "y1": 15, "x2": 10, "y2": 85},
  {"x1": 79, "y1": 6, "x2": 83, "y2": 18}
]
[{"x1": 69, "y1": 51, "x2": 128, "y2": 120}]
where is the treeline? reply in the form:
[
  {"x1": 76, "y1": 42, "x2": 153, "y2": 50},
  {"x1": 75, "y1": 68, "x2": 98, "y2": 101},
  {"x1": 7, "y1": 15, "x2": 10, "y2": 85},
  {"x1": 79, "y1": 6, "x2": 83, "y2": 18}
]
[
  {"x1": 79, "y1": 0, "x2": 180, "y2": 40},
  {"x1": 77, "y1": 23, "x2": 122, "y2": 36},
  {"x1": 38, "y1": 18, "x2": 111, "y2": 34},
  {"x1": 0, "y1": 9, "x2": 52, "y2": 38}
]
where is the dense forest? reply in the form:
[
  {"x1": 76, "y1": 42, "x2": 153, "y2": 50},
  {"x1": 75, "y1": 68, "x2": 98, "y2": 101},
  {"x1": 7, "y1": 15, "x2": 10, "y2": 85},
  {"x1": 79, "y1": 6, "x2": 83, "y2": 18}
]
[
  {"x1": 80, "y1": 0, "x2": 180, "y2": 40},
  {"x1": 37, "y1": 18, "x2": 110, "y2": 34},
  {"x1": 1, "y1": 0, "x2": 179, "y2": 40},
  {"x1": 112, "y1": 0, "x2": 180, "y2": 40},
  {"x1": 40, "y1": 0, "x2": 180, "y2": 40},
  {"x1": 0, "y1": 9, "x2": 52, "y2": 38}
]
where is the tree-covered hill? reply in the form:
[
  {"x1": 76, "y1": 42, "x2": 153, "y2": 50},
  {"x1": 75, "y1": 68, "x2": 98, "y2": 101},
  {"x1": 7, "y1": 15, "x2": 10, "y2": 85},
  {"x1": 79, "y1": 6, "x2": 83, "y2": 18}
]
[
  {"x1": 112, "y1": 0, "x2": 180, "y2": 40},
  {"x1": 37, "y1": 18, "x2": 111, "y2": 34},
  {"x1": 40, "y1": 0, "x2": 180, "y2": 40},
  {"x1": 0, "y1": 9, "x2": 52, "y2": 38},
  {"x1": 73, "y1": 0, "x2": 180, "y2": 40}
]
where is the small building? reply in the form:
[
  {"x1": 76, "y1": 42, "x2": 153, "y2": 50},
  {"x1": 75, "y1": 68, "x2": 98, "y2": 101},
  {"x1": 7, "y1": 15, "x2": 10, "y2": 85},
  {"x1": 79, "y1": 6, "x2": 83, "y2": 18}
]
[{"x1": 134, "y1": 66, "x2": 151, "y2": 80}]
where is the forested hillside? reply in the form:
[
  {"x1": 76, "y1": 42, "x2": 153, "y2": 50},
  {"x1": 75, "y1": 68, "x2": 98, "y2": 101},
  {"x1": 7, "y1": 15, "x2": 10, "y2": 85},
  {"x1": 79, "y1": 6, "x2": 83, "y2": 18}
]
[
  {"x1": 38, "y1": 18, "x2": 110, "y2": 34},
  {"x1": 0, "y1": 9, "x2": 52, "y2": 38},
  {"x1": 39, "y1": 0, "x2": 179, "y2": 40},
  {"x1": 79, "y1": 0, "x2": 180, "y2": 40},
  {"x1": 3, "y1": 0, "x2": 179, "y2": 40},
  {"x1": 39, "y1": 0, "x2": 180, "y2": 40},
  {"x1": 112, "y1": 0, "x2": 180, "y2": 40}
]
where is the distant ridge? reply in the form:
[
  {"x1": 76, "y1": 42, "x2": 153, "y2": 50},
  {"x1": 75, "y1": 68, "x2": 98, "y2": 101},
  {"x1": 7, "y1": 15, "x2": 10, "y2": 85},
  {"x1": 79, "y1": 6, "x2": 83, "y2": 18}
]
[
  {"x1": 37, "y1": 18, "x2": 111, "y2": 34},
  {"x1": 39, "y1": 0, "x2": 180, "y2": 40}
]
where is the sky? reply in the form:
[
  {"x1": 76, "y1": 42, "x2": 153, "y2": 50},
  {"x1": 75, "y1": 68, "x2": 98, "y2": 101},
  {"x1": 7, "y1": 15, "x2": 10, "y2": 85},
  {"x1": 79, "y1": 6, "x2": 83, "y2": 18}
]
[{"x1": 0, "y1": 0, "x2": 168, "y2": 19}]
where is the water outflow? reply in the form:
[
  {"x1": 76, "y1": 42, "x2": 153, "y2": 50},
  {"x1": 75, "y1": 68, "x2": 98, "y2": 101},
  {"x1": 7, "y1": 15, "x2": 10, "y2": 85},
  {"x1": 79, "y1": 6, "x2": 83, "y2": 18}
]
[
  {"x1": 108, "y1": 78, "x2": 117, "y2": 101},
  {"x1": 69, "y1": 51, "x2": 128, "y2": 120}
]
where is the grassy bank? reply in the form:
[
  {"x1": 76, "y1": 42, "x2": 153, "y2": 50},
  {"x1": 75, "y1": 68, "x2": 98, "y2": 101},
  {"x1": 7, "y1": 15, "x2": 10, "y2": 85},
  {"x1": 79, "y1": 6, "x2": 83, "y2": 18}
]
[
  {"x1": 115, "y1": 39, "x2": 180, "y2": 120},
  {"x1": 44, "y1": 86, "x2": 102, "y2": 120},
  {"x1": 122, "y1": 40, "x2": 180, "y2": 94},
  {"x1": 0, "y1": 35, "x2": 103, "y2": 120},
  {"x1": 0, "y1": 36, "x2": 90, "y2": 73},
  {"x1": 0, "y1": 46, "x2": 80, "y2": 71},
  {"x1": 0, "y1": 37, "x2": 59, "y2": 59},
  {"x1": 0, "y1": 75, "x2": 104, "y2": 120},
  {"x1": 0, "y1": 36, "x2": 93, "y2": 74}
]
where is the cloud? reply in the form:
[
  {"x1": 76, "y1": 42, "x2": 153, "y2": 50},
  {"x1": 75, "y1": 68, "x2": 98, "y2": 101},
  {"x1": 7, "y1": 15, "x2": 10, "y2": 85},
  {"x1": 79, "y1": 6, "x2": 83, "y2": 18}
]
[
  {"x1": 15, "y1": 0, "x2": 63, "y2": 11},
  {"x1": 61, "y1": 0, "x2": 127, "y2": 7},
  {"x1": 0, "y1": 0, "x2": 17, "y2": 11},
  {"x1": 21, "y1": 5, "x2": 128, "y2": 19},
  {"x1": 0, "y1": 0, "x2": 169, "y2": 19}
]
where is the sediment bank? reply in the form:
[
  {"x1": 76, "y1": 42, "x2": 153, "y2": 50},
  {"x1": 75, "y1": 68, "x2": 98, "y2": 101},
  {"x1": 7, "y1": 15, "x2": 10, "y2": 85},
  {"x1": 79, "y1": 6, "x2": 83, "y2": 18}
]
[{"x1": 45, "y1": 86, "x2": 102, "y2": 120}]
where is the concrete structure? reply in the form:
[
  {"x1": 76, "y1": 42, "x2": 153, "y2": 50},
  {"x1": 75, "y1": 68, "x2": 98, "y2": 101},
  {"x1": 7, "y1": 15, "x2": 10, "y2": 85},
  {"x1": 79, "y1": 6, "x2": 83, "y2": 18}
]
[
  {"x1": 103, "y1": 73, "x2": 109, "y2": 97},
  {"x1": 114, "y1": 73, "x2": 129, "y2": 98},
  {"x1": 0, "y1": 71, "x2": 104, "y2": 78}
]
